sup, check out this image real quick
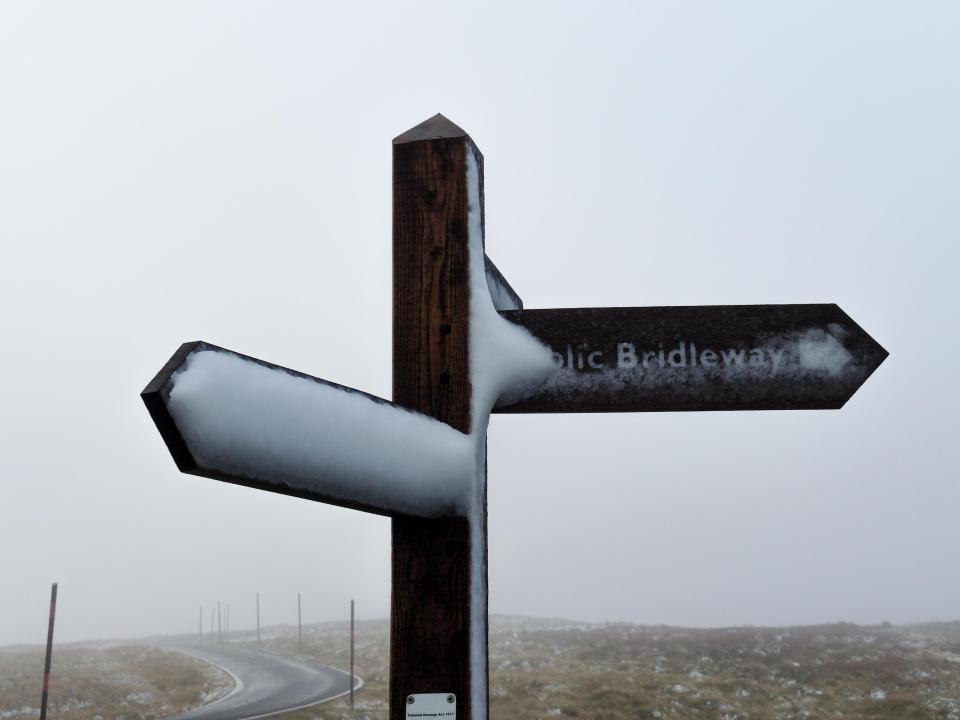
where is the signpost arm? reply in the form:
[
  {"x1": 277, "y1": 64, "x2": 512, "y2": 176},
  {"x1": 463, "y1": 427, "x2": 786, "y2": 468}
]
[{"x1": 392, "y1": 114, "x2": 480, "y2": 719}]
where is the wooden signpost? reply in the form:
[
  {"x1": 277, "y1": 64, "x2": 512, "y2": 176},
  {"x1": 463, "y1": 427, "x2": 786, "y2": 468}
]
[
  {"x1": 496, "y1": 305, "x2": 886, "y2": 413},
  {"x1": 141, "y1": 114, "x2": 887, "y2": 720}
]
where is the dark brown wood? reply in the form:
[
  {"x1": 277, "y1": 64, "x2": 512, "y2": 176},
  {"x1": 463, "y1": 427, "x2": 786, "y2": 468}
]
[
  {"x1": 495, "y1": 304, "x2": 888, "y2": 413},
  {"x1": 141, "y1": 341, "x2": 203, "y2": 473},
  {"x1": 392, "y1": 114, "x2": 482, "y2": 719},
  {"x1": 141, "y1": 341, "x2": 454, "y2": 518},
  {"x1": 392, "y1": 118, "x2": 472, "y2": 431},
  {"x1": 39, "y1": 582, "x2": 57, "y2": 720}
]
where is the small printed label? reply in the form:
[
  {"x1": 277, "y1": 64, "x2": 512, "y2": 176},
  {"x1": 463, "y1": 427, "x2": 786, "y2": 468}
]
[{"x1": 405, "y1": 692, "x2": 456, "y2": 719}]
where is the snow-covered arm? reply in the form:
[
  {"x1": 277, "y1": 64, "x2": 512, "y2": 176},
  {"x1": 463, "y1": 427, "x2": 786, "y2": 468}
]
[{"x1": 141, "y1": 342, "x2": 476, "y2": 518}]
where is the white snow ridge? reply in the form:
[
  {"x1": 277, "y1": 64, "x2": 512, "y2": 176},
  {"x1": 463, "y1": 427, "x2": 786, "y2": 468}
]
[
  {"x1": 166, "y1": 350, "x2": 476, "y2": 518},
  {"x1": 464, "y1": 142, "x2": 555, "y2": 720}
]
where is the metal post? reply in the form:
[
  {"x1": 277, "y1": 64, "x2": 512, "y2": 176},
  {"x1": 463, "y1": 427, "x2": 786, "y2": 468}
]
[
  {"x1": 350, "y1": 599, "x2": 355, "y2": 710},
  {"x1": 39, "y1": 583, "x2": 58, "y2": 720}
]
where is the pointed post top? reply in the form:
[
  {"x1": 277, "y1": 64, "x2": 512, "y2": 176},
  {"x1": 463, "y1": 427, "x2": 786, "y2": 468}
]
[{"x1": 393, "y1": 113, "x2": 468, "y2": 144}]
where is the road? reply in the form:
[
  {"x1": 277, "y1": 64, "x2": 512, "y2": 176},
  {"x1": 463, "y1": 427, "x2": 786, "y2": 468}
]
[{"x1": 159, "y1": 642, "x2": 357, "y2": 720}]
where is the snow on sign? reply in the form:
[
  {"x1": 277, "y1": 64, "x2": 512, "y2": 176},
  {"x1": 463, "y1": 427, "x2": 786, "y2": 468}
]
[
  {"x1": 141, "y1": 114, "x2": 887, "y2": 720},
  {"x1": 495, "y1": 305, "x2": 887, "y2": 413}
]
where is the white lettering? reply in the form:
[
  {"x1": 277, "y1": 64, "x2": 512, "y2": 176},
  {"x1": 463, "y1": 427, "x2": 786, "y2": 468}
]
[
  {"x1": 720, "y1": 348, "x2": 746, "y2": 366},
  {"x1": 617, "y1": 342, "x2": 637, "y2": 369},
  {"x1": 769, "y1": 348, "x2": 785, "y2": 371},
  {"x1": 667, "y1": 342, "x2": 687, "y2": 367},
  {"x1": 554, "y1": 339, "x2": 809, "y2": 375}
]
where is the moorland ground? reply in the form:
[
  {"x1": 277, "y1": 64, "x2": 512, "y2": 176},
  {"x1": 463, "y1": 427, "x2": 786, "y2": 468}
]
[
  {"x1": 0, "y1": 643, "x2": 230, "y2": 719},
  {"x1": 269, "y1": 616, "x2": 960, "y2": 720},
  {"x1": 3, "y1": 617, "x2": 959, "y2": 719}
]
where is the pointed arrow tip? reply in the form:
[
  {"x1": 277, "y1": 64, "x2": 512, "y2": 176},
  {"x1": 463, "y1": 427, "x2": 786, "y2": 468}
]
[{"x1": 394, "y1": 113, "x2": 468, "y2": 144}]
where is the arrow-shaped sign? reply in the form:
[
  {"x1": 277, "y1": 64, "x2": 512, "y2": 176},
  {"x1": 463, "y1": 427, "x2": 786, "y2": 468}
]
[
  {"x1": 143, "y1": 304, "x2": 888, "y2": 519},
  {"x1": 495, "y1": 304, "x2": 887, "y2": 413},
  {"x1": 142, "y1": 341, "x2": 476, "y2": 518}
]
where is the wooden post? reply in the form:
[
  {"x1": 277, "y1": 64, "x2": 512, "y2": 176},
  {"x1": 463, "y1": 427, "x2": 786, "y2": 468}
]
[
  {"x1": 392, "y1": 114, "x2": 484, "y2": 719},
  {"x1": 39, "y1": 582, "x2": 58, "y2": 720},
  {"x1": 138, "y1": 112, "x2": 889, "y2": 720}
]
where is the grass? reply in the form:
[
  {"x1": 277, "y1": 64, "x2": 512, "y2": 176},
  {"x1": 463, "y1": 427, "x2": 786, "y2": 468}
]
[
  {"x1": 260, "y1": 617, "x2": 960, "y2": 720},
  {"x1": 4, "y1": 618, "x2": 959, "y2": 719},
  {"x1": 0, "y1": 642, "x2": 230, "y2": 719}
]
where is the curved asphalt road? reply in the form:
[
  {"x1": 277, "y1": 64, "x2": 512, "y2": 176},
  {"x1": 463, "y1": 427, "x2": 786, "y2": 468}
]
[{"x1": 160, "y1": 642, "x2": 356, "y2": 720}]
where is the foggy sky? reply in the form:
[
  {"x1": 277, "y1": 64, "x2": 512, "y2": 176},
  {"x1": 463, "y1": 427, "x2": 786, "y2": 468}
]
[{"x1": 1, "y1": 1, "x2": 957, "y2": 646}]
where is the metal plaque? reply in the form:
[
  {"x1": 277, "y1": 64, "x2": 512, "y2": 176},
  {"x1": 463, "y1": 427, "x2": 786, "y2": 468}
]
[{"x1": 406, "y1": 692, "x2": 456, "y2": 719}]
